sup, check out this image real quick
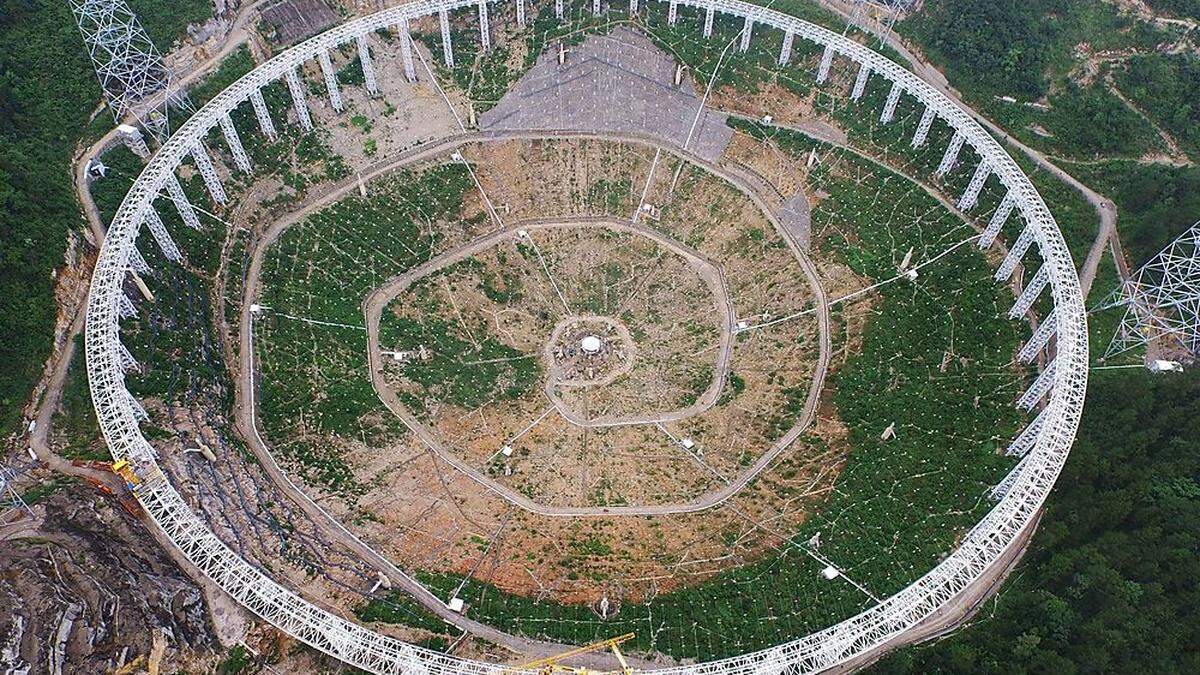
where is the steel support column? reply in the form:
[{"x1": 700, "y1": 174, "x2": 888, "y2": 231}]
[
  {"x1": 996, "y1": 223, "x2": 1037, "y2": 282},
  {"x1": 816, "y1": 45, "x2": 833, "y2": 83},
  {"x1": 1017, "y1": 359, "x2": 1057, "y2": 410},
  {"x1": 936, "y1": 132, "x2": 965, "y2": 176},
  {"x1": 356, "y1": 35, "x2": 379, "y2": 94},
  {"x1": 191, "y1": 142, "x2": 227, "y2": 205},
  {"x1": 164, "y1": 174, "x2": 201, "y2": 231},
  {"x1": 779, "y1": 31, "x2": 794, "y2": 65},
  {"x1": 399, "y1": 18, "x2": 417, "y2": 82},
  {"x1": 1019, "y1": 309, "x2": 1057, "y2": 363},
  {"x1": 516, "y1": 0, "x2": 526, "y2": 25},
  {"x1": 439, "y1": 10, "x2": 454, "y2": 67},
  {"x1": 880, "y1": 82, "x2": 901, "y2": 123},
  {"x1": 143, "y1": 206, "x2": 182, "y2": 262},
  {"x1": 704, "y1": 4, "x2": 714, "y2": 37},
  {"x1": 851, "y1": 62, "x2": 871, "y2": 100},
  {"x1": 593, "y1": 0, "x2": 601, "y2": 15},
  {"x1": 318, "y1": 51, "x2": 343, "y2": 112},
  {"x1": 556, "y1": 0, "x2": 564, "y2": 18},
  {"x1": 957, "y1": 161, "x2": 990, "y2": 211},
  {"x1": 1007, "y1": 407, "x2": 1048, "y2": 457},
  {"x1": 1010, "y1": 266, "x2": 1050, "y2": 319},
  {"x1": 117, "y1": 291, "x2": 136, "y2": 319},
  {"x1": 477, "y1": 0, "x2": 491, "y2": 51},
  {"x1": 285, "y1": 67, "x2": 313, "y2": 131},
  {"x1": 219, "y1": 113, "x2": 251, "y2": 174},
  {"x1": 249, "y1": 89, "x2": 276, "y2": 139},
  {"x1": 630, "y1": 0, "x2": 638, "y2": 13},
  {"x1": 911, "y1": 106, "x2": 935, "y2": 147},
  {"x1": 128, "y1": 245, "x2": 151, "y2": 275},
  {"x1": 740, "y1": 17, "x2": 753, "y2": 52},
  {"x1": 668, "y1": 0, "x2": 677, "y2": 24},
  {"x1": 980, "y1": 193, "x2": 1015, "y2": 249}
]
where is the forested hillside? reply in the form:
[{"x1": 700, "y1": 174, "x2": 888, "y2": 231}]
[{"x1": 873, "y1": 368, "x2": 1200, "y2": 673}]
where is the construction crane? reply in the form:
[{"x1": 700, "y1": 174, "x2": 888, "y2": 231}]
[{"x1": 508, "y1": 633, "x2": 636, "y2": 674}]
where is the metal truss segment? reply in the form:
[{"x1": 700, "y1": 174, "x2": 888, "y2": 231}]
[
  {"x1": 669, "y1": 0, "x2": 678, "y2": 24},
  {"x1": 779, "y1": 31, "x2": 794, "y2": 65},
  {"x1": 285, "y1": 67, "x2": 313, "y2": 131},
  {"x1": 740, "y1": 17, "x2": 754, "y2": 51},
  {"x1": 817, "y1": 44, "x2": 834, "y2": 83},
  {"x1": 517, "y1": 0, "x2": 527, "y2": 25},
  {"x1": 980, "y1": 193, "x2": 1015, "y2": 249},
  {"x1": 318, "y1": 51, "x2": 343, "y2": 112},
  {"x1": 851, "y1": 62, "x2": 870, "y2": 100},
  {"x1": 1019, "y1": 309, "x2": 1057, "y2": 363},
  {"x1": 399, "y1": 18, "x2": 417, "y2": 82},
  {"x1": 704, "y1": 4, "x2": 715, "y2": 37},
  {"x1": 1007, "y1": 407, "x2": 1048, "y2": 457},
  {"x1": 478, "y1": 0, "x2": 492, "y2": 51},
  {"x1": 957, "y1": 160, "x2": 990, "y2": 211},
  {"x1": 1018, "y1": 358, "x2": 1057, "y2": 410},
  {"x1": 439, "y1": 11, "x2": 454, "y2": 67},
  {"x1": 356, "y1": 35, "x2": 379, "y2": 94},
  {"x1": 880, "y1": 81, "x2": 901, "y2": 123},
  {"x1": 936, "y1": 132, "x2": 964, "y2": 176},
  {"x1": 164, "y1": 173, "x2": 201, "y2": 231},
  {"x1": 191, "y1": 142, "x2": 227, "y2": 205},
  {"x1": 911, "y1": 106, "x2": 935, "y2": 148},
  {"x1": 1010, "y1": 266, "x2": 1049, "y2": 319},
  {"x1": 142, "y1": 205, "x2": 181, "y2": 262},
  {"x1": 995, "y1": 223, "x2": 1038, "y2": 282},
  {"x1": 219, "y1": 113, "x2": 252, "y2": 173},
  {"x1": 249, "y1": 89, "x2": 277, "y2": 139}
]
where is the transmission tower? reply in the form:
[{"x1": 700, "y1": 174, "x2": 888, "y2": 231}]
[
  {"x1": 847, "y1": 0, "x2": 914, "y2": 47},
  {"x1": 70, "y1": 0, "x2": 190, "y2": 141},
  {"x1": 1099, "y1": 221, "x2": 1200, "y2": 362},
  {"x1": 0, "y1": 464, "x2": 33, "y2": 523}
]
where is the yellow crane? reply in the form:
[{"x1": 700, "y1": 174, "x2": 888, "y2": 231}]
[{"x1": 508, "y1": 632, "x2": 636, "y2": 675}]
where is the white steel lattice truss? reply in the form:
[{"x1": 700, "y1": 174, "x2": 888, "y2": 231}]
[
  {"x1": 70, "y1": 0, "x2": 187, "y2": 140},
  {"x1": 1101, "y1": 221, "x2": 1200, "y2": 360},
  {"x1": 83, "y1": 1, "x2": 1089, "y2": 673}
]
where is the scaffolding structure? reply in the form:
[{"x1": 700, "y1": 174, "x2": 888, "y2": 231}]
[
  {"x1": 1100, "y1": 221, "x2": 1200, "y2": 362},
  {"x1": 70, "y1": 0, "x2": 190, "y2": 141},
  {"x1": 0, "y1": 464, "x2": 33, "y2": 523}
]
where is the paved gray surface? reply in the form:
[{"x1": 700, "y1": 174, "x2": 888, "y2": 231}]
[
  {"x1": 480, "y1": 27, "x2": 733, "y2": 163},
  {"x1": 777, "y1": 190, "x2": 813, "y2": 250}
]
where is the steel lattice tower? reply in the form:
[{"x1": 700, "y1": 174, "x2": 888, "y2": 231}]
[
  {"x1": 70, "y1": 0, "x2": 188, "y2": 140},
  {"x1": 1100, "y1": 221, "x2": 1200, "y2": 361},
  {"x1": 0, "y1": 465, "x2": 33, "y2": 523}
]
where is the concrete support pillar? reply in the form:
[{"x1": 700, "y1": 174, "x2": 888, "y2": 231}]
[
  {"x1": 1018, "y1": 359, "x2": 1057, "y2": 410},
  {"x1": 995, "y1": 223, "x2": 1037, "y2": 282},
  {"x1": 703, "y1": 5, "x2": 714, "y2": 38},
  {"x1": 143, "y1": 206, "x2": 182, "y2": 262},
  {"x1": 478, "y1": 0, "x2": 491, "y2": 51},
  {"x1": 440, "y1": 10, "x2": 454, "y2": 67},
  {"x1": 880, "y1": 82, "x2": 901, "y2": 123},
  {"x1": 779, "y1": 31, "x2": 794, "y2": 65},
  {"x1": 980, "y1": 193, "x2": 1015, "y2": 249},
  {"x1": 356, "y1": 34, "x2": 379, "y2": 95},
  {"x1": 912, "y1": 106, "x2": 935, "y2": 147},
  {"x1": 285, "y1": 67, "x2": 313, "y2": 131},
  {"x1": 399, "y1": 18, "x2": 417, "y2": 82},
  {"x1": 1019, "y1": 309, "x2": 1057, "y2": 363},
  {"x1": 191, "y1": 141, "x2": 227, "y2": 205},
  {"x1": 816, "y1": 44, "x2": 834, "y2": 83},
  {"x1": 957, "y1": 160, "x2": 990, "y2": 211},
  {"x1": 668, "y1": 0, "x2": 677, "y2": 25},
  {"x1": 118, "y1": 124, "x2": 151, "y2": 158},
  {"x1": 1009, "y1": 266, "x2": 1050, "y2": 319},
  {"x1": 936, "y1": 131, "x2": 964, "y2": 176},
  {"x1": 219, "y1": 113, "x2": 251, "y2": 174},
  {"x1": 249, "y1": 89, "x2": 276, "y2": 139},
  {"x1": 517, "y1": 0, "x2": 526, "y2": 25},
  {"x1": 318, "y1": 51, "x2": 343, "y2": 112},
  {"x1": 851, "y1": 62, "x2": 870, "y2": 100},
  {"x1": 164, "y1": 174, "x2": 201, "y2": 231}
]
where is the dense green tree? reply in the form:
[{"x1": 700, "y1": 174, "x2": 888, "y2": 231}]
[{"x1": 873, "y1": 369, "x2": 1200, "y2": 674}]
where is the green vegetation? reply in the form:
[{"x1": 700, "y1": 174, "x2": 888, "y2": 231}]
[
  {"x1": 1116, "y1": 53, "x2": 1200, "y2": 158},
  {"x1": 355, "y1": 590, "x2": 456, "y2": 635},
  {"x1": 257, "y1": 164, "x2": 477, "y2": 495},
  {"x1": 874, "y1": 368, "x2": 1200, "y2": 674}
]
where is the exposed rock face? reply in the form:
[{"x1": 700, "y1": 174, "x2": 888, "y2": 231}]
[{"x1": 0, "y1": 485, "x2": 215, "y2": 674}]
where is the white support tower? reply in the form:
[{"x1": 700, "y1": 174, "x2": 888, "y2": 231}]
[
  {"x1": 1101, "y1": 221, "x2": 1200, "y2": 360},
  {"x1": 779, "y1": 31, "x2": 794, "y2": 65},
  {"x1": 911, "y1": 106, "x2": 935, "y2": 148},
  {"x1": 668, "y1": 0, "x2": 678, "y2": 24},
  {"x1": 249, "y1": 89, "x2": 277, "y2": 139},
  {"x1": 1019, "y1": 309, "x2": 1057, "y2": 363},
  {"x1": 0, "y1": 465, "x2": 33, "y2": 523},
  {"x1": 936, "y1": 132, "x2": 964, "y2": 176},
  {"x1": 219, "y1": 113, "x2": 252, "y2": 174},
  {"x1": 69, "y1": 0, "x2": 182, "y2": 139},
  {"x1": 477, "y1": 0, "x2": 492, "y2": 51},
  {"x1": 1017, "y1": 359, "x2": 1057, "y2": 410},
  {"x1": 398, "y1": 19, "x2": 418, "y2": 82},
  {"x1": 740, "y1": 17, "x2": 753, "y2": 52},
  {"x1": 851, "y1": 63, "x2": 870, "y2": 100},
  {"x1": 439, "y1": 10, "x2": 454, "y2": 67},
  {"x1": 356, "y1": 35, "x2": 379, "y2": 95},
  {"x1": 517, "y1": 0, "x2": 527, "y2": 25},
  {"x1": 117, "y1": 291, "x2": 137, "y2": 319},
  {"x1": 116, "y1": 338, "x2": 138, "y2": 371},
  {"x1": 143, "y1": 207, "x2": 182, "y2": 263},
  {"x1": 996, "y1": 224, "x2": 1037, "y2": 283},
  {"x1": 593, "y1": 0, "x2": 602, "y2": 15},
  {"x1": 164, "y1": 174, "x2": 201, "y2": 231},
  {"x1": 557, "y1": 0, "x2": 565, "y2": 19},
  {"x1": 191, "y1": 142, "x2": 227, "y2": 205},
  {"x1": 880, "y1": 82, "x2": 901, "y2": 123},
  {"x1": 128, "y1": 245, "x2": 151, "y2": 275},
  {"x1": 318, "y1": 51, "x2": 343, "y2": 112},
  {"x1": 980, "y1": 193, "x2": 1015, "y2": 249},
  {"x1": 630, "y1": 0, "x2": 639, "y2": 13},
  {"x1": 1007, "y1": 407, "x2": 1049, "y2": 457},
  {"x1": 990, "y1": 454, "x2": 1028, "y2": 500},
  {"x1": 285, "y1": 67, "x2": 313, "y2": 131},
  {"x1": 816, "y1": 45, "x2": 834, "y2": 83},
  {"x1": 1009, "y1": 266, "x2": 1049, "y2": 319},
  {"x1": 957, "y1": 161, "x2": 990, "y2": 211},
  {"x1": 704, "y1": 4, "x2": 715, "y2": 37}
]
